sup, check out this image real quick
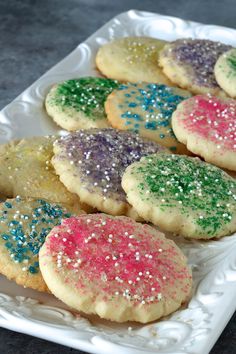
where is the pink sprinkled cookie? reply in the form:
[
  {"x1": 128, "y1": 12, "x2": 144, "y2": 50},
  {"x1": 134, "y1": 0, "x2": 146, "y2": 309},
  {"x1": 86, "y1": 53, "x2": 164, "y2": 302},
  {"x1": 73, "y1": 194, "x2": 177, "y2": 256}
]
[
  {"x1": 39, "y1": 214, "x2": 192, "y2": 323},
  {"x1": 172, "y1": 95, "x2": 236, "y2": 171}
]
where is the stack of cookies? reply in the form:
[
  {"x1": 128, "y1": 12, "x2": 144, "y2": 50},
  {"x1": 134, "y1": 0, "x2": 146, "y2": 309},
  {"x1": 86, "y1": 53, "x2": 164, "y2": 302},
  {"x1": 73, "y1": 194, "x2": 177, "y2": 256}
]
[{"x1": 1, "y1": 35, "x2": 236, "y2": 324}]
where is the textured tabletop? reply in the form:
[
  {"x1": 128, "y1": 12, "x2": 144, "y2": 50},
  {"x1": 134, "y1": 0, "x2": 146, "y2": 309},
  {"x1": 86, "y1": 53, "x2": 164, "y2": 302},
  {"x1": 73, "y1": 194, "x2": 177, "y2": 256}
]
[{"x1": 0, "y1": 0, "x2": 236, "y2": 353}]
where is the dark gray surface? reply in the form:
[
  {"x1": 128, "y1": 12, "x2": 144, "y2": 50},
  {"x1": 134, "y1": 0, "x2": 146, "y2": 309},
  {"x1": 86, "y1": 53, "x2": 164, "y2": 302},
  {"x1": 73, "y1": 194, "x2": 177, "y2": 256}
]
[{"x1": 0, "y1": 0, "x2": 236, "y2": 353}]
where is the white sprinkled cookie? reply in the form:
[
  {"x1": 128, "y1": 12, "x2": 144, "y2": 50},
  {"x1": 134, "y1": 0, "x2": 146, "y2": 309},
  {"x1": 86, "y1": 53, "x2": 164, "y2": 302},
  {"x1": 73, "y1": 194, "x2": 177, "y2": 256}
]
[
  {"x1": 52, "y1": 129, "x2": 167, "y2": 219},
  {"x1": 159, "y1": 39, "x2": 232, "y2": 95},
  {"x1": 96, "y1": 36, "x2": 171, "y2": 84},
  {"x1": 45, "y1": 77, "x2": 119, "y2": 130},
  {"x1": 172, "y1": 95, "x2": 236, "y2": 171},
  {"x1": 39, "y1": 213, "x2": 192, "y2": 323},
  {"x1": 214, "y1": 48, "x2": 236, "y2": 98},
  {"x1": 0, "y1": 136, "x2": 84, "y2": 208},
  {"x1": 0, "y1": 197, "x2": 82, "y2": 292},
  {"x1": 122, "y1": 154, "x2": 236, "y2": 239},
  {"x1": 105, "y1": 82, "x2": 191, "y2": 153}
]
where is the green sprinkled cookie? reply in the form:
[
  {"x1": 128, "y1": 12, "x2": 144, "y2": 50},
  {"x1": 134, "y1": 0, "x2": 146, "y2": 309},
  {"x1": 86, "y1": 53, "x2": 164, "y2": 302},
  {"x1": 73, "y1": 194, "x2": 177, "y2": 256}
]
[
  {"x1": 45, "y1": 77, "x2": 120, "y2": 130},
  {"x1": 0, "y1": 197, "x2": 82, "y2": 292},
  {"x1": 122, "y1": 154, "x2": 236, "y2": 239},
  {"x1": 215, "y1": 48, "x2": 236, "y2": 98}
]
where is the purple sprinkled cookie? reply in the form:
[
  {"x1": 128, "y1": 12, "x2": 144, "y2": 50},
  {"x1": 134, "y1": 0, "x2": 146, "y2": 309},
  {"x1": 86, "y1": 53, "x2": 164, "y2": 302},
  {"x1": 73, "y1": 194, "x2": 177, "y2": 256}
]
[
  {"x1": 159, "y1": 39, "x2": 232, "y2": 95},
  {"x1": 52, "y1": 128, "x2": 168, "y2": 218}
]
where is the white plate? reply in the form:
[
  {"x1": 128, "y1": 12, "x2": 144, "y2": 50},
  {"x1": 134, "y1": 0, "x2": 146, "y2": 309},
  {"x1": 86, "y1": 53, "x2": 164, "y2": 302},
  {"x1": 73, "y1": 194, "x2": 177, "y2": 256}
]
[{"x1": 0, "y1": 9, "x2": 236, "y2": 354}]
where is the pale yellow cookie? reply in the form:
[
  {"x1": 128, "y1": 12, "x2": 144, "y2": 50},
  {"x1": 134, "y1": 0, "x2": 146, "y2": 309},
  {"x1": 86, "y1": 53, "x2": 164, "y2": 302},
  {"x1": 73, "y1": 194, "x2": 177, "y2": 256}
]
[
  {"x1": 105, "y1": 82, "x2": 191, "y2": 153},
  {"x1": 0, "y1": 136, "x2": 87, "y2": 209},
  {"x1": 45, "y1": 77, "x2": 119, "y2": 130},
  {"x1": 159, "y1": 39, "x2": 232, "y2": 95},
  {"x1": 121, "y1": 154, "x2": 236, "y2": 239},
  {"x1": 39, "y1": 214, "x2": 192, "y2": 323},
  {"x1": 214, "y1": 48, "x2": 236, "y2": 98},
  {"x1": 96, "y1": 36, "x2": 171, "y2": 84},
  {"x1": 0, "y1": 197, "x2": 82, "y2": 292}
]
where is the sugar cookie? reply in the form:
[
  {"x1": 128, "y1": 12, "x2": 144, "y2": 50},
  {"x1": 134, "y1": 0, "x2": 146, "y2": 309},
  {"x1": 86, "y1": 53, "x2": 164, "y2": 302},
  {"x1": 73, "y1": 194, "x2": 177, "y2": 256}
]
[
  {"x1": 172, "y1": 95, "x2": 236, "y2": 171},
  {"x1": 39, "y1": 214, "x2": 192, "y2": 323},
  {"x1": 0, "y1": 197, "x2": 81, "y2": 292},
  {"x1": 122, "y1": 154, "x2": 236, "y2": 239},
  {"x1": 96, "y1": 36, "x2": 171, "y2": 84},
  {"x1": 105, "y1": 83, "x2": 191, "y2": 153},
  {"x1": 159, "y1": 39, "x2": 232, "y2": 95},
  {"x1": 214, "y1": 48, "x2": 236, "y2": 98},
  {"x1": 52, "y1": 129, "x2": 167, "y2": 218},
  {"x1": 0, "y1": 136, "x2": 82, "y2": 207},
  {"x1": 45, "y1": 77, "x2": 119, "y2": 130}
]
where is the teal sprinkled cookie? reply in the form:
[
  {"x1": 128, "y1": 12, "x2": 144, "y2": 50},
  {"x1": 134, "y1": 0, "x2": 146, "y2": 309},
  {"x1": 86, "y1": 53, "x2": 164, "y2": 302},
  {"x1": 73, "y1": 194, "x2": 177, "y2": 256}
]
[
  {"x1": 105, "y1": 83, "x2": 191, "y2": 153},
  {"x1": 122, "y1": 154, "x2": 236, "y2": 239},
  {"x1": 45, "y1": 77, "x2": 120, "y2": 130},
  {"x1": 215, "y1": 49, "x2": 236, "y2": 98},
  {"x1": 0, "y1": 197, "x2": 82, "y2": 292}
]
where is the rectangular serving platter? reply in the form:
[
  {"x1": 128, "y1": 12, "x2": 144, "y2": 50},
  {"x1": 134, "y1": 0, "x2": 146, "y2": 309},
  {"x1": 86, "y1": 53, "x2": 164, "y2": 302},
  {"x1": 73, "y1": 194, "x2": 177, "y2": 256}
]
[{"x1": 0, "y1": 10, "x2": 236, "y2": 354}]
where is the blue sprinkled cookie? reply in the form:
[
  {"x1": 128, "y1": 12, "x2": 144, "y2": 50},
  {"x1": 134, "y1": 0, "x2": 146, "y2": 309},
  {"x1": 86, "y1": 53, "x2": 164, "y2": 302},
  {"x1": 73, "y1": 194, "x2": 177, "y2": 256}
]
[
  {"x1": 0, "y1": 197, "x2": 82, "y2": 292},
  {"x1": 105, "y1": 83, "x2": 191, "y2": 153}
]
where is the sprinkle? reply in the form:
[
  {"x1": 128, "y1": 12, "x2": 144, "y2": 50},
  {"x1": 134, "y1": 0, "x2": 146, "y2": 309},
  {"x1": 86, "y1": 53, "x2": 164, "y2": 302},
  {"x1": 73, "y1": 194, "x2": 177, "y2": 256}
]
[
  {"x1": 0, "y1": 198, "x2": 73, "y2": 274},
  {"x1": 48, "y1": 77, "x2": 119, "y2": 121},
  {"x1": 55, "y1": 129, "x2": 165, "y2": 203},
  {"x1": 116, "y1": 83, "x2": 191, "y2": 149},
  {"x1": 163, "y1": 39, "x2": 232, "y2": 88},
  {"x1": 131, "y1": 154, "x2": 236, "y2": 237},
  {"x1": 46, "y1": 214, "x2": 191, "y2": 305}
]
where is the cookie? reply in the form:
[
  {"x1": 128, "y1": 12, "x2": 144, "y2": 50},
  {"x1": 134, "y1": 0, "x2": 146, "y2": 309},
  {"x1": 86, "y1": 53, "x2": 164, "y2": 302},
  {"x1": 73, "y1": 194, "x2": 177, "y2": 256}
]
[
  {"x1": 159, "y1": 39, "x2": 232, "y2": 95},
  {"x1": 96, "y1": 36, "x2": 171, "y2": 84},
  {"x1": 52, "y1": 129, "x2": 167, "y2": 218},
  {"x1": 0, "y1": 136, "x2": 83, "y2": 208},
  {"x1": 122, "y1": 154, "x2": 236, "y2": 239},
  {"x1": 105, "y1": 83, "x2": 191, "y2": 153},
  {"x1": 39, "y1": 213, "x2": 192, "y2": 323},
  {"x1": 172, "y1": 95, "x2": 236, "y2": 171},
  {"x1": 0, "y1": 197, "x2": 82, "y2": 292},
  {"x1": 214, "y1": 48, "x2": 236, "y2": 98},
  {"x1": 45, "y1": 77, "x2": 119, "y2": 130}
]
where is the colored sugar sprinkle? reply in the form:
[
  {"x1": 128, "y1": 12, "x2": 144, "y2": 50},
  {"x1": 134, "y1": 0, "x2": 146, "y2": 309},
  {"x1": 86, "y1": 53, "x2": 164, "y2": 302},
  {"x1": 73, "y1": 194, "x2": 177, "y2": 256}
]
[
  {"x1": 47, "y1": 214, "x2": 191, "y2": 304},
  {"x1": 228, "y1": 56, "x2": 236, "y2": 70},
  {"x1": 169, "y1": 39, "x2": 232, "y2": 87},
  {"x1": 0, "y1": 198, "x2": 72, "y2": 274},
  {"x1": 227, "y1": 50, "x2": 236, "y2": 76},
  {"x1": 56, "y1": 129, "x2": 165, "y2": 202},
  {"x1": 117, "y1": 83, "x2": 190, "y2": 142},
  {"x1": 134, "y1": 154, "x2": 236, "y2": 236},
  {"x1": 122, "y1": 38, "x2": 163, "y2": 65},
  {"x1": 51, "y1": 77, "x2": 119, "y2": 120},
  {"x1": 176, "y1": 95, "x2": 236, "y2": 151}
]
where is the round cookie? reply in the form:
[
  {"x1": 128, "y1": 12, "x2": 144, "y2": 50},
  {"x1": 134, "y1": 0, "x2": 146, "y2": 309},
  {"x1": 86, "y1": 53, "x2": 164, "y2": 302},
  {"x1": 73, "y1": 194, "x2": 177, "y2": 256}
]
[
  {"x1": 122, "y1": 154, "x2": 236, "y2": 239},
  {"x1": 52, "y1": 129, "x2": 167, "y2": 219},
  {"x1": 39, "y1": 213, "x2": 192, "y2": 323},
  {"x1": 0, "y1": 136, "x2": 83, "y2": 208},
  {"x1": 214, "y1": 48, "x2": 236, "y2": 98},
  {"x1": 96, "y1": 36, "x2": 171, "y2": 84},
  {"x1": 172, "y1": 95, "x2": 236, "y2": 171},
  {"x1": 105, "y1": 82, "x2": 191, "y2": 153},
  {"x1": 45, "y1": 77, "x2": 119, "y2": 130},
  {"x1": 159, "y1": 39, "x2": 232, "y2": 95},
  {"x1": 0, "y1": 197, "x2": 82, "y2": 292}
]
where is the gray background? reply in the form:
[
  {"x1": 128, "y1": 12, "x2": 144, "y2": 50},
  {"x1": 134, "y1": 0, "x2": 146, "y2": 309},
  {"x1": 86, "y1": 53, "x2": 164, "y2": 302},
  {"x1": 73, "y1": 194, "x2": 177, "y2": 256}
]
[{"x1": 0, "y1": 0, "x2": 236, "y2": 353}]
